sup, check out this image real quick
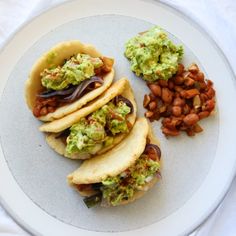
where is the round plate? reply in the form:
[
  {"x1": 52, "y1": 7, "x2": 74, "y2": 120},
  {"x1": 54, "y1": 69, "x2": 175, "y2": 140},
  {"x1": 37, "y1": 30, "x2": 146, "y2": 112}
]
[{"x1": 0, "y1": 0, "x2": 236, "y2": 235}]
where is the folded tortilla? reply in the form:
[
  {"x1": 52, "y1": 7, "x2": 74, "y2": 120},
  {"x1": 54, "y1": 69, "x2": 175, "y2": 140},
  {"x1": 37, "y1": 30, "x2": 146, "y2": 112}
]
[
  {"x1": 42, "y1": 78, "x2": 137, "y2": 159},
  {"x1": 25, "y1": 40, "x2": 114, "y2": 121},
  {"x1": 67, "y1": 117, "x2": 161, "y2": 206}
]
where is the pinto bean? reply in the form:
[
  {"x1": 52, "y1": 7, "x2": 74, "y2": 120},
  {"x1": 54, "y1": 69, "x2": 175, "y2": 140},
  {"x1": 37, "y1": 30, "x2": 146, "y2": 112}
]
[
  {"x1": 172, "y1": 106, "x2": 182, "y2": 117},
  {"x1": 149, "y1": 84, "x2": 162, "y2": 97},
  {"x1": 40, "y1": 107, "x2": 48, "y2": 116},
  {"x1": 184, "y1": 89, "x2": 200, "y2": 99},
  {"x1": 149, "y1": 101, "x2": 157, "y2": 110},
  {"x1": 158, "y1": 79, "x2": 168, "y2": 87},
  {"x1": 162, "y1": 127, "x2": 180, "y2": 136},
  {"x1": 177, "y1": 63, "x2": 184, "y2": 75},
  {"x1": 183, "y1": 114, "x2": 199, "y2": 126},
  {"x1": 162, "y1": 88, "x2": 173, "y2": 103},
  {"x1": 174, "y1": 75, "x2": 184, "y2": 85},
  {"x1": 173, "y1": 97, "x2": 185, "y2": 107},
  {"x1": 145, "y1": 111, "x2": 154, "y2": 118},
  {"x1": 198, "y1": 111, "x2": 210, "y2": 119},
  {"x1": 202, "y1": 99, "x2": 215, "y2": 112},
  {"x1": 195, "y1": 71, "x2": 204, "y2": 81},
  {"x1": 184, "y1": 77, "x2": 195, "y2": 87}
]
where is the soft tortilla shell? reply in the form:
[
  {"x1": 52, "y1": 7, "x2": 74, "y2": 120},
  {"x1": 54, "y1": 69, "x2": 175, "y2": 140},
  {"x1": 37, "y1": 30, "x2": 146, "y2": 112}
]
[
  {"x1": 67, "y1": 117, "x2": 149, "y2": 185},
  {"x1": 68, "y1": 118, "x2": 161, "y2": 206},
  {"x1": 25, "y1": 40, "x2": 114, "y2": 121},
  {"x1": 40, "y1": 78, "x2": 135, "y2": 133},
  {"x1": 45, "y1": 79, "x2": 137, "y2": 159}
]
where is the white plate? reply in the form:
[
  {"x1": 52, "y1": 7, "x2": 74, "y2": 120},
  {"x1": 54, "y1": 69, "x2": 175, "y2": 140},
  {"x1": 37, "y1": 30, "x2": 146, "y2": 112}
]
[{"x1": 0, "y1": 0, "x2": 236, "y2": 235}]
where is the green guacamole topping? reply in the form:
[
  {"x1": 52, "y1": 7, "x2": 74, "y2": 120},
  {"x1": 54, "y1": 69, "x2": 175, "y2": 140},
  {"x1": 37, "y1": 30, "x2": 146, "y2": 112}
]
[
  {"x1": 65, "y1": 101, "x2": 131, "y2": 155},
  {"x1": 124, "y1": 26, "x2": 184, "y2": 81},
  {"x1": 41, "y1": 53, "x2": 103, "y2": 90},
  {"x1": 101, "y1": 154, "x2": 160, "y2": 206}
]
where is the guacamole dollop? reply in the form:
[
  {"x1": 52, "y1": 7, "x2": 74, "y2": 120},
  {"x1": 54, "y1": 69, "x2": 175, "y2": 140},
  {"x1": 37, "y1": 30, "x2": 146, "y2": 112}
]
[
  {"x1": 66, "y1": 101, "x2": 131, "y2": 155},
  {"x1": 41, "y1": 54, "x2": 103, "y2": 90},
  {"x1": 101, "y1": 154, "x2": 160, "y2": 206},
  {"x1": 124, "y1": 26, "x2": 183, "y2": 81}
]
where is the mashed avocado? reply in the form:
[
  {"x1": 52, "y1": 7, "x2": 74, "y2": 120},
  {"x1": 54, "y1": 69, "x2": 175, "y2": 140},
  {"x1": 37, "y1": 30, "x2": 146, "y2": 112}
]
[
  {"x1": 41, "y1": 53, "x2": 103, "y2": 90},
  {"x1": 66, "y1": 101, "x2": 131, "y2": 155},
  {"x1": 124, "y1": 26, "x2": 183, "y2": 81},
  {"x1": 101, "y1": 154, "x2": 160, "y2": 206}
]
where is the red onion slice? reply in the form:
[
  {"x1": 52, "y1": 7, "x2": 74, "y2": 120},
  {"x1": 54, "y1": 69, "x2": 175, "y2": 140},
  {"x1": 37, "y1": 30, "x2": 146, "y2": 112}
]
[
  {"x1": 38, "y1": 86, "x2": 76, "y2": 98},
  {"x1": 60, "y1": 76, "x2": 103, "y2": 103},
  {"x1": 115, "y1": 95, "x2": 134, "y2": 113},
  {"x1": 144, "y1": 144, "x2": 161, "y2": 160}
]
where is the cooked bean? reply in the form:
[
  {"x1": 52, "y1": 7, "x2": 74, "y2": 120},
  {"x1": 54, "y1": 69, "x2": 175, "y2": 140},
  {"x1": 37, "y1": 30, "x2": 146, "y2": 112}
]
[
  {"x1": 196, "y1": 71, "x2": 204, "y2": 81},
  {"x1": 174, "y1": 85, "x2": 183, "y2": 93},
  {"x1": 199, "y1": 81, "x2": 207, "y2": 90},
  {"x1": 183, "y1": 113, "x2": 199, "y2": 126},
  {"x1": 40, "y1": 107, "x2": 48, "y2": 116},
  {"x1": 184, "y1": 77, "x2": 195, "y2": 87},
  {"x1": 168, "y1": 80, "x2": 175, "y2": 90},
  {"x1": 162, "y1": 88, "x2": 173, "y2": 103},
  {"x1": 202, "y1": 99, "x2": 215, "y2": 112},
  {"x1": 159, "y1": 105, "x2": 167, "y2": 113},
  {"x1": 172, "y1": 106, "x2": 182, "y2": 117},
  {"x1": 158, "y1": 79, "x2": 168, "y2": 87},
  {"x1": 149, "y1": 84, "x2": 162, "y2": 97},
  {"x1": 145, "y1": 111, "x2": 154, "y2": 118},
  {"x1": 198, "y1": 111, "x2": 210, "y2": 119},
  {"x1": 143, "y1": 62, "x2": 216, "y2": 137},
  {"x1": 149, "y1": 101, "x2": 157, "y2": 110},
  {"x1": 162, "y1": 127, "x2": 180, "y2": 136},
  {"x1": 174, "y1": 75, "x2": 184, "y2": 85},
  {"x1": 184, "y1": 89, "x2": 200, "y2": 99},
  {"x1": 173, "y1": 97, "x2": 185, "y2": 107},
  {"x1": 200, "y1": 93, "x2": 208, "y2": 103},
  {"x1": 186, "y1": 128, "x2": 195, "y2": 136},
  {"x1": 47, "y1": 106, "x2": 55, "y2": 113},
  {"x1": 177, "y1": 63, "x2": 184, "y2": 75},
  {"x1": 182, "y1": 104, "x2": 190, "y2": 115},
  {"x1": 143, "y1": 94, "x2": 151, "y2": 108},
  {"x1": 205, "y1": 87, "x2": 215, "y2": 99}
]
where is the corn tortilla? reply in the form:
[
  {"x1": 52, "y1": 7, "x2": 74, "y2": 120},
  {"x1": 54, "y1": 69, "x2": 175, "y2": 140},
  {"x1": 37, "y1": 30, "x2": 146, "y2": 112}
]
[
  {"x1": 25, "y1": 40, "x2": 114, "y2": 121},
  {"x1": 67, "y1": 117, "x2": 161, "y2": 206},
  {"x1": 44, "y1": 78, "x2": 137, "y2": 159}
]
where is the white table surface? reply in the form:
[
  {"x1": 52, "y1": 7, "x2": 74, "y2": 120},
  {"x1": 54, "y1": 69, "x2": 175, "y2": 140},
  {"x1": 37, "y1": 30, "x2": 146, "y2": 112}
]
[{"x1": 0, "y1": 0, "x2": 235, "y2": 235}]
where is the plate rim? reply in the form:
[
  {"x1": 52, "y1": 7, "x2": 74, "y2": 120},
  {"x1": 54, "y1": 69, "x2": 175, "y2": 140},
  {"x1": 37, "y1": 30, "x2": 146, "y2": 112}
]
[{"x1": 0, "y1": 0, "x2": 236, "y2": 235}]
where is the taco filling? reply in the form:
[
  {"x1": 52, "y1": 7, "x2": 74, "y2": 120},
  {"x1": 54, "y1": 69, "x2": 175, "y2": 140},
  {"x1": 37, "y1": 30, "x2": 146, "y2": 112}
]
[
  {"x1": 77, "y1": 143, "x2": 161, "y2": 208},
  {"x1": 33, "y1": 54, "x2": 114, "y2": 117},
  {"x1": 59, "y1": 95, "x2": 133, "y2": 157}
]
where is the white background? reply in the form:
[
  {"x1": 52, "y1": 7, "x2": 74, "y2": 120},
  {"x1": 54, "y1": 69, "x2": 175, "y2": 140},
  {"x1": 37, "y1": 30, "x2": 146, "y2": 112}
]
[{"x1": 0, "y1": 0, "x2": 235, "y2": 235}]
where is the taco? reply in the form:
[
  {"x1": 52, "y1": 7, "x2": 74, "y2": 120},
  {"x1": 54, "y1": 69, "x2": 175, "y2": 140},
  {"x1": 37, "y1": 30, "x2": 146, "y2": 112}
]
[
  {"x1": 40, "y1": 78, "x2": 137, "y2": 160},
  {"x1": 25, "y1": 40, "x2": 114, "y2": 121},
  {"x1": 67, "y1": 118, "x2": 161, "y2": 207}
]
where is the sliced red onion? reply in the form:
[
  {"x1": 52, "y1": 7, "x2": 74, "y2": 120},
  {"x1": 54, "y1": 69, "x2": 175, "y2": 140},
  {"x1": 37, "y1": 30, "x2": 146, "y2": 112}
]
[
  {"x1": 115, "y1": 95, "x2": 134, "y2": 113},
  {"x1": 60, "y1": 76, "x2": 103, "y2": 103},
  {"x1": 144, "y1": 144, "x2": 161, "y2": 160},
  {"x1": 38, "y1": 86, "x2": 76, "y2": 98}
]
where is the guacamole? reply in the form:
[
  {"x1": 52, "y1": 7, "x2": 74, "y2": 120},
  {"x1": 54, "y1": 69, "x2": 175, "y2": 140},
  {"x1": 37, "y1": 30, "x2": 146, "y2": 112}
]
[
  {"x1": 101, "y1": 154, "x2": 160, "y2": 206},
  {"x1": 124, "y1": 26, "x2": 183, "y2": 81},
  {"x1": 66, "y1": 100, "x2": 131, "y2": 155},
  {"x1": 41, "y1": 53, "x2": 103, "y2": 90}
]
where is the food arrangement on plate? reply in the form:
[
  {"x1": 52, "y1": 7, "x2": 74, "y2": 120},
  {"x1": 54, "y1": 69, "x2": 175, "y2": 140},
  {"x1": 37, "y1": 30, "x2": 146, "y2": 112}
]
[{"x1": 24, "y1": 26, "x2": 216, "y2": 208}]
